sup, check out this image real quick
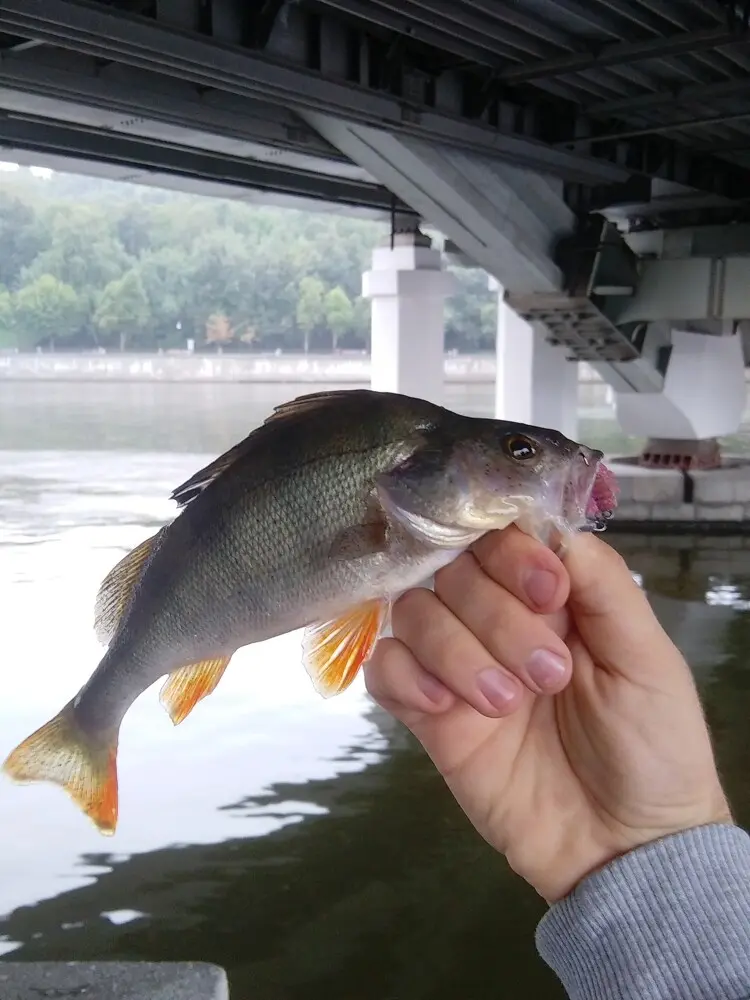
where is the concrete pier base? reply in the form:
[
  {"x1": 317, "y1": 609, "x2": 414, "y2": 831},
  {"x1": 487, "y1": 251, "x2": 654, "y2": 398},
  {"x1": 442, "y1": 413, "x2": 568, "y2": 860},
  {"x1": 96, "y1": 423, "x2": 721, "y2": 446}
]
[
  {"x1": 0, "y1": 962, "x2": 229, "y2": 999},
  {"x1": 606, "y1": 456, "x2": 750, "y2": 531}
]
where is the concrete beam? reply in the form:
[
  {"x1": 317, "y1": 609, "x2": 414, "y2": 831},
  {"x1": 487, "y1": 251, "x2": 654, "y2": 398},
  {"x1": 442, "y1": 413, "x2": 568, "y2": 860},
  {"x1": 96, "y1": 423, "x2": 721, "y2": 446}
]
[
  {"x1": 304, "y1": 113, "x2": 572, "y2": 294},
  {"x1": 0, "y1": 962, "x2": 229, "y2": 1000},
  {"x1": 0, "y1": 116, "x2": 397, "y2": 214},
  {"x1": 0, "y1": 59, "x2": 339, "y2": 163},
  {"x1": 611, "y1": 256, "x2": 750, "y2": 324}
]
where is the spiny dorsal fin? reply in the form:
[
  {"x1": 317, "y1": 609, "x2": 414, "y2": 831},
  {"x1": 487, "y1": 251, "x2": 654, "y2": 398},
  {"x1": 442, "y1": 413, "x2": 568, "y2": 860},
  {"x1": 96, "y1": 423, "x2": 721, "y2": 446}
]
[
  {"x1": 159, "y1": 655, "x2": 233, "y2": 725},
  {"x1": 264, "y1": 389, "x2": 381, "y2": 425},
  {"x1": 94, "y1": 530, "x2": 163, "y2": 645},
  {"x1": 170, "y1": 440, "x2": 249, "y2": 508},
  {"x1": 171, "y1": 390, "x2": 381, "y2": 509}
]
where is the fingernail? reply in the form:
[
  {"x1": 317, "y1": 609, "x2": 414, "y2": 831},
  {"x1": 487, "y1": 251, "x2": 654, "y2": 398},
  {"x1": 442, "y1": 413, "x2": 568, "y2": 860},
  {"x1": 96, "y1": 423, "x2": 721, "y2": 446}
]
[
  {"x1": 418, "y1": 671, "x2": 449, "y2": 705},
  {"x1": 476, "y1": 667, "x2": 519, "y2": 709},
  {"x1": 526, "y1": 649, "x2": 567, "y2": 690},
  {"x1": 524, "y1": 569, "x2": 558, "y2": 608}
]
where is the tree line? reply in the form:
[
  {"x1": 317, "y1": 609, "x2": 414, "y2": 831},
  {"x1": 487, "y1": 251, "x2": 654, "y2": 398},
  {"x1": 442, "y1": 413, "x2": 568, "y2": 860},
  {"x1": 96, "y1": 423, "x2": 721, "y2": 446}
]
[{"x1": 0, "y1": 168, "x2": 497, "y2": 353}]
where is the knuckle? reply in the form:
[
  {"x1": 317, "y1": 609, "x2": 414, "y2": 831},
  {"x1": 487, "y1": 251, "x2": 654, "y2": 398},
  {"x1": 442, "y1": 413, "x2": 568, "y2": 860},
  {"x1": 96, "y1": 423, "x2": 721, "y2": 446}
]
[
  {"x1": 391, "y1": 587, "x2": 433, "y2": 631},
  {"x1": 475, "y1": 525, "x2": 544, "y2": 585},
  {"x1": 473, "y1": 530, "x2": 510, "y2": 576},
  {"x1": 433, "y1": 552, "x2": 473, "y2": 598},
  {"x1": 432, "y1": 563, "x2": 453, "y2": 595},
  {"x1": 363, "y1": 665, "x2": 386, "y2": 703},
  {"x1": 545, "y1": 607, "x2": 571, "y2": 640},
  {"x1": 482, "y1": 616, "x2": 517, "y2": 660},
  {"x1": 363, "y1": 640, "x2": 396, "y2": 697}
]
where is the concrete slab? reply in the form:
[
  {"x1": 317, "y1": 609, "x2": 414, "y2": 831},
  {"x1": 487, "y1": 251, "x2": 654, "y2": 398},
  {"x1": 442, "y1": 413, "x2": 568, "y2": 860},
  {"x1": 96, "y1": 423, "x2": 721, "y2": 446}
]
[
  {"x1": 606, "y1": 457, "x2": 750, "y2": 531},
  {"x1": 0, "y1": 962, "x2": 229, "y2": 1000},
  {"x1": 609, "y1": 462, "x2": 684, "y2": 505},
  {"x1": 691, "y1": 464, "x2": 750, "y2": 503}
]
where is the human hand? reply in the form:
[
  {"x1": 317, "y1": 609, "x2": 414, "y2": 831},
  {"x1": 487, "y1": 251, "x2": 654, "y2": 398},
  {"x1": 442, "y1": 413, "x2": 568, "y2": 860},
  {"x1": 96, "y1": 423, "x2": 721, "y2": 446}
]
[{"x1": 365, "y1": 527, "x2": 732, "y2": 902}]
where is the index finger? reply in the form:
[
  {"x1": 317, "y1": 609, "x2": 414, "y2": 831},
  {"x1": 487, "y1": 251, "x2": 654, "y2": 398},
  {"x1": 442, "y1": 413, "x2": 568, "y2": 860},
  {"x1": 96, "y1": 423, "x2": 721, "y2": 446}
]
[{"x1": 470, "y1": 525, "x2": 570, "y2": 614}]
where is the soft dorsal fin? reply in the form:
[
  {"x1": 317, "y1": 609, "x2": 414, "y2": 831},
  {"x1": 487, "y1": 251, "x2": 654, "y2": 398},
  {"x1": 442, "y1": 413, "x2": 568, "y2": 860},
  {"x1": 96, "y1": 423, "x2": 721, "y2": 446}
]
[
  {"x1": 171, "y1": 390, "x2": 380, "y2": 509},
  {"x1": 94, "y1": 530, "x2": 164, "y2": 645}
]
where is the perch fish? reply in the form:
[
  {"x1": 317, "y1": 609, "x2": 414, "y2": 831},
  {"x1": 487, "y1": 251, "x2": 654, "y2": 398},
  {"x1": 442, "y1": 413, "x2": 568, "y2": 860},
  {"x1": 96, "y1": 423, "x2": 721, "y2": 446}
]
[{"x1": 2, "y1": 389, "x2": 618, "y2": 834}]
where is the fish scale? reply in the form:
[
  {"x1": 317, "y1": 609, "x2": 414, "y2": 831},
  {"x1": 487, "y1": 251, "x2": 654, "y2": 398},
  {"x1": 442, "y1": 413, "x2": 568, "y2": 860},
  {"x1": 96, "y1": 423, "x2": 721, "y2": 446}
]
[{"x1": 1, "y1": 388, "x2": 618, "y2": 835}]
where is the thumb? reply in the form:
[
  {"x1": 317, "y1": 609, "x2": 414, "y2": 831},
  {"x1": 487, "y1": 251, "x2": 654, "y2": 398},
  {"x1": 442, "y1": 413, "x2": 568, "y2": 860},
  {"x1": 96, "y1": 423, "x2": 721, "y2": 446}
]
[{"x1": 561, "y1": 533, "x2": 683, "y2": 681}]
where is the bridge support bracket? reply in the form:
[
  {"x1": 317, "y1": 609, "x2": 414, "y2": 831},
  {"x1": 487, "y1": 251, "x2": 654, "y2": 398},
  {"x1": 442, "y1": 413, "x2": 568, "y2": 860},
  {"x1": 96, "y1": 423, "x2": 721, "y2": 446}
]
[{"x1": 640, "y1": 437, "x2": 722, "y2": 471}]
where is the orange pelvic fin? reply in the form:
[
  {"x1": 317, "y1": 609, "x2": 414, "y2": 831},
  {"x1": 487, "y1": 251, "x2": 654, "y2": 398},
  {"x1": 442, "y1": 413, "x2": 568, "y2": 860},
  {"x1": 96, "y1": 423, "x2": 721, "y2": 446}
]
[
  {"x1": 159, "y1": 655, "x2": 233, "y2": 726},
  {"x1": 2, "y1": 701, "x2": 119, "y2": 835},
  {"x1": 302, "y1": 599, "x2": 388, "y2": 698}
]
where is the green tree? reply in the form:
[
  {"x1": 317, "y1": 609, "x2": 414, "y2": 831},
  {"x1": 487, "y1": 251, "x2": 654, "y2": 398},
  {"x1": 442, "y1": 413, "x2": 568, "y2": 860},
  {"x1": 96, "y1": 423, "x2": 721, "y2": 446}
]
[
  {"x1": 183, "y1": 228, "x2": 256, "y2": 334},
  {"x1": 445, "y1": 267, "x2": 496, "y2": 350},
  {"x1": 352, "y1": 296, "x2": 371, "y2": 349},
  {"x1": 296, "y1": 276, "x2": 325, "y2": 353},
  {"x1": 117, "y1": 202, "x2": 156, "y2": 257},
  {"x1": 324, "y1": 286, "x2": 354, "y2": 351},
  {"x1": 23, "y1": 204, "x2": 133, "y2": 295},
  {"x1": 0, "y1": 168, "x2": 496, "y2": 355},
  {"x1": 94, "y1": 270, "x2": 151, "y2": 351},
  {"x1": 135, "y1": 246, "x2": 193, "y2": 346},
  {"x1": 12, "y1": 274, "x2": 83, "y2": 349},
  {"x1": 0, "y1": 285, "x2": 14, "y2": 348},
  {"x1": 0, "y1": 191, "x2": 43, "y2": 290}
]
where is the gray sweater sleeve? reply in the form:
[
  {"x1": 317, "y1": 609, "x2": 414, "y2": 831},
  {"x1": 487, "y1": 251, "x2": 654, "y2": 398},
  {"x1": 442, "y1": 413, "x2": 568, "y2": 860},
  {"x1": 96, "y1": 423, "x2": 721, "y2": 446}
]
[{"x1": 535, "y1": 824, "x2": 750, "y2": 1000}]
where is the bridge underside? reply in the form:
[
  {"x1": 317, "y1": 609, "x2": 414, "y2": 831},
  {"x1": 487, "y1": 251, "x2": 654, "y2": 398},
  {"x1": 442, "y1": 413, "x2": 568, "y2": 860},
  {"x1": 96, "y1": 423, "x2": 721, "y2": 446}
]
[{"x1": 2, "y1": 0, "x2": 750, "y2": 455}]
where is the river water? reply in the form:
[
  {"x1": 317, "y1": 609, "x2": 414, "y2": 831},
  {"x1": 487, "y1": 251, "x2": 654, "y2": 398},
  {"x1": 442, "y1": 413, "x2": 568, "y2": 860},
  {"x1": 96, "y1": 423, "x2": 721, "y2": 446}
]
[{"x1": 0, "y1": 380, "x2": 749, "y2": 1000}]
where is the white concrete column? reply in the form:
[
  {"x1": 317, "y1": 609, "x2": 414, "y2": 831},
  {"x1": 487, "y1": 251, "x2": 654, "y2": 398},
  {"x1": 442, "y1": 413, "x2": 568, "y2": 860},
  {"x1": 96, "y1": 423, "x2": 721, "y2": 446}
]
[
  {"x1": 615, "y1": 329, "x2": 746, "y2": 439},
  {"x1": 363, "y1": 231, "x2": 456, "y2": 405},
  {"x1": 490, "y1": 278, "x2": 579, "y2": 439}
]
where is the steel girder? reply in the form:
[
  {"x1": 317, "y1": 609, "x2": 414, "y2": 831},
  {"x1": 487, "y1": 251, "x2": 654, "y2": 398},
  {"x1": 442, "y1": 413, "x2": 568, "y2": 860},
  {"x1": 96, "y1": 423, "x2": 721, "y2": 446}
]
[
  {"x1": 0, "y1": 115, "x2": 400, "y2": 211},
  {"x1": 0, "y1": 0, "x2": 636, "y2": 186}
]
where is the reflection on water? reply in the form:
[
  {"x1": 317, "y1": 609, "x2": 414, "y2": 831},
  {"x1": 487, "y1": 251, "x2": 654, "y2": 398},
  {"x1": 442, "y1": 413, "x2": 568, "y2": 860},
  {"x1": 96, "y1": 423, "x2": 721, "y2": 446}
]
[{"x1": 0, "y1": 382, "x2": 749, "y2": 1000}]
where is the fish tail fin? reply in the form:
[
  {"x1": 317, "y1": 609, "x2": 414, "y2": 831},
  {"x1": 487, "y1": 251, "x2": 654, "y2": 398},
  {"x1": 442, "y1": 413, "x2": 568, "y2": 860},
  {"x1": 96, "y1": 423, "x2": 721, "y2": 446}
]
[{"x1": 2, "y1": 701, "x2": 119, "y2": 835}]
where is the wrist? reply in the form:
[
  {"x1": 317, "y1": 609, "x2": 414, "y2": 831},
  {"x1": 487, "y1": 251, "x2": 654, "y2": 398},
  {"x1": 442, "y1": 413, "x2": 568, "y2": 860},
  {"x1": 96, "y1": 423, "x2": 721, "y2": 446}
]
[{"x1": 515, "y1": 800, "x2": 735, "y2": 903}]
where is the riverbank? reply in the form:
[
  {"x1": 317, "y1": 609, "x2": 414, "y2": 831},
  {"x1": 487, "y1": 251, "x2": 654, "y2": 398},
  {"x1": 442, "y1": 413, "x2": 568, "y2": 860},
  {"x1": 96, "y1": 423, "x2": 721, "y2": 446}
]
[
  {"x1": 0, "y1": 351, "x2": 620, "y2": 386},
  {"x1": 0, "y1": 351, "x2": 501, "y2": 384}
]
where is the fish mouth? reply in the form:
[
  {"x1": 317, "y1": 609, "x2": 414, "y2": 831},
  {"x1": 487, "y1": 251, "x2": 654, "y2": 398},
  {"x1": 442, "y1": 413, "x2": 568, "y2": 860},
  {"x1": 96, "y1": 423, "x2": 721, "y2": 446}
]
[{"x1": 563, "y1": 448, "x2": 619, "y2": 533}]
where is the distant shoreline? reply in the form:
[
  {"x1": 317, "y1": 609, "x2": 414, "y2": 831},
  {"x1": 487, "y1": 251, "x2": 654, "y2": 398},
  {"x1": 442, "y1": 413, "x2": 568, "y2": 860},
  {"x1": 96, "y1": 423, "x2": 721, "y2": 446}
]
[{"x1": 0, "y1": 351, "x2": 605, "y2": 384}]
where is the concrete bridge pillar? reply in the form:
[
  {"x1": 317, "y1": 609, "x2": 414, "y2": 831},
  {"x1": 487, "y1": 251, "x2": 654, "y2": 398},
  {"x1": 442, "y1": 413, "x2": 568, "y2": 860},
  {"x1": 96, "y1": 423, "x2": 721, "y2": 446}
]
[
  {"x1": 362, "y1": 229, "x2": 456, "y2": 405},
  {"x1": 614, "y1": 329, "x2": 746, "y2": 467},
  {"x1": 490, "y1": 279, "x2": 578, "y2": 440}
]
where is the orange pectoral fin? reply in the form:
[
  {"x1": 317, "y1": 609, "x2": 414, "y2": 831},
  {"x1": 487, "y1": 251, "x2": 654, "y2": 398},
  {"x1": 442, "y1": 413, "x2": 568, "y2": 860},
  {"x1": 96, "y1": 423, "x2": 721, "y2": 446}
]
[
  {"x1": 159, "y1": 655, "x2": 232, "y2": 726},
  {"x1": 302, "y1": 599, "x2": 388, "y2": 698}
]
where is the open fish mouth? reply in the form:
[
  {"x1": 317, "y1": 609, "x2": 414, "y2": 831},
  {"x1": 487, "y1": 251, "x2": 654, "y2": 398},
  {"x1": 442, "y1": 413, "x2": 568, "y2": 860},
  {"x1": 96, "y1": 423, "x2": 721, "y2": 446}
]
[{"x1": 564, "y1": 449, "x2": 619, "y2": 533}]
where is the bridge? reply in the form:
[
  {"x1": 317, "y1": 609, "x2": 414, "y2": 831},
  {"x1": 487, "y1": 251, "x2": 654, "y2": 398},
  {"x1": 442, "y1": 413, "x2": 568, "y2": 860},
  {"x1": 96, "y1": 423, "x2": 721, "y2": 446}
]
[{"x1": 2, "y1": 0, "x2": 750, "y2": 469}]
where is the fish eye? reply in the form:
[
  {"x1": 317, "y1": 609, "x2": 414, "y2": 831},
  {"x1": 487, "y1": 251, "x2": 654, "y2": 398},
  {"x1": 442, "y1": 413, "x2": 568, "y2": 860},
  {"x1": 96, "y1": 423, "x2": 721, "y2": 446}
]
[{"x1": 503, "y1": 434, "x2": 537, "y2": 461}]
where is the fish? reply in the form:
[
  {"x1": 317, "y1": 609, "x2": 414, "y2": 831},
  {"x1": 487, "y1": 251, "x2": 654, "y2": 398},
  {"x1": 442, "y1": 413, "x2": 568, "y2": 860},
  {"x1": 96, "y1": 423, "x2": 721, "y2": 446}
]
[{"x1": 1, "y1": 388, "x2": 618, "y2": 834}]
